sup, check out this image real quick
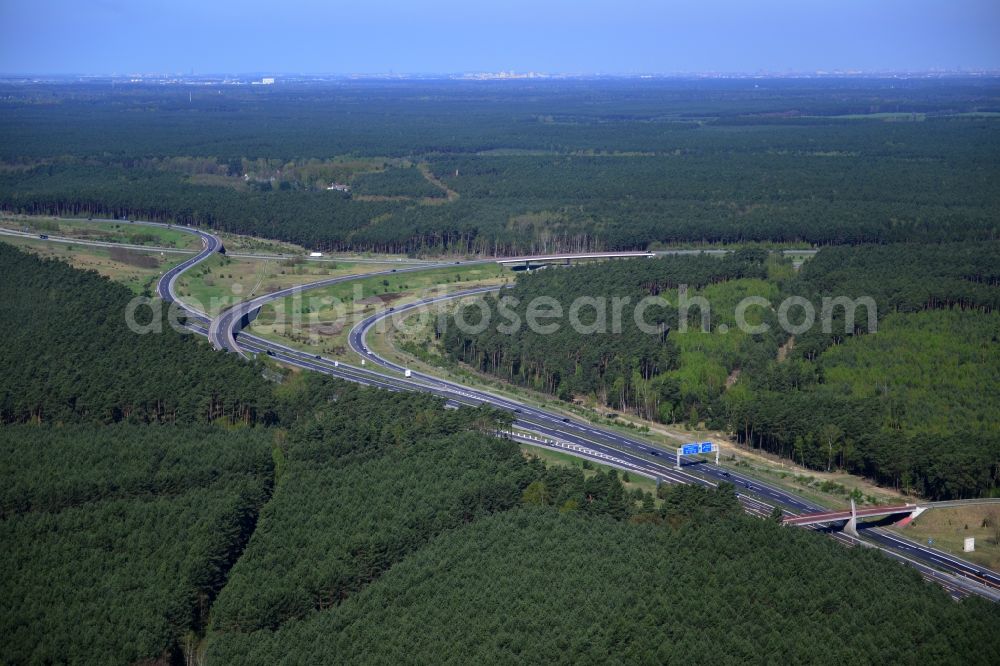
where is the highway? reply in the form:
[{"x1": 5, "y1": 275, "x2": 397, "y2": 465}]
[
  {"x1": 24, "y1": 218, "x2": 997, "y2": 602},
  {"x1": 155, "y1": 224, "x2": 223, "y2": 307},
  {"x1": 0, "y1": 225, "x2": 197, "y2": 254},
  {"x1": 213, "y1": 253, "x2": 1000, "y2": 601},
  {"x1": 2, "y1": 221, "x2": 818, "y2": 265},
  {"x1": 207, "y1": 260, "x2": 462, "y2": 354},
  {"x1": 345, "y1": 286, "x2": 1000, "y2": 598},
  {"x1": 0, "y1": 224, "x2": 433, "y2": 264}
]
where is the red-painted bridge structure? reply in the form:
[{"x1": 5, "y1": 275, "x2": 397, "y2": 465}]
[
  {"x1": 784, "y1": 498, "x2": 1000, "y2": 535},
  {"x1": 784, "y1": 503, "x2": 922, "y2": 534}
]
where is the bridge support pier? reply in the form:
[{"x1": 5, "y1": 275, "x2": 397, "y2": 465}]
[{"x1": 844, "y1": 498, "x2": 859, "y2": 537}]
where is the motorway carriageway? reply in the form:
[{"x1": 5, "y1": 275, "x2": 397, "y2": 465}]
[
  {"x1": 117, "y1": 219, "x2": 1000, "y2": 602},
  {"x1": 348, "y1": 286, "x2": 1000, "y2": 600},
  {"x1": 2, "y1": 221, "x2": 819, "y2": 265}
]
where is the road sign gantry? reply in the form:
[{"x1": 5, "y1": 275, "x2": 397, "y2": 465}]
[{"x1": 676, "y1": 441, "x2": 719, "y2": 469}]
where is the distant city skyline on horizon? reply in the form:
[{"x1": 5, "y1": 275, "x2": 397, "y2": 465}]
[{"x1": 1, "y1": 0, "x2": 998, "y2": 76}]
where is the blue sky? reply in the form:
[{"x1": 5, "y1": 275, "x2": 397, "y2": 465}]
[{"x1": 1, "y1": 0, "x2": 998, "y2": 75}]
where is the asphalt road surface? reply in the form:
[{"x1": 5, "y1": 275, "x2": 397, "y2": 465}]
[{"x1": 46, "y1": 217, "x2": 995, "y2": 602}]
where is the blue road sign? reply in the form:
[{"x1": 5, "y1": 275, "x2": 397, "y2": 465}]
[
  {"x1": 701, "y1": 442, "x2": 713, "y2": 453},
  {"x1": 682, "y1": 444, "x2": 699, "y2": 455}
]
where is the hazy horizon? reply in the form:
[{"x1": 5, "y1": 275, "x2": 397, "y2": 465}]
[
  {"x1": 3, "y1": 68, "x2": 1000, "y2": 79},
  {"x1": 2, "y1": 0, "x2": 999, "y2": 76}
]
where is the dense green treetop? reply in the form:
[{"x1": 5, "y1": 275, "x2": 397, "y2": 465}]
[
  {"x1": 0, "y1": 243, "x2": 276, "y2": 424},
  {"x1": 208, "y1": 507, "x2": 1000, "y2": 665},
  {"x1": 1, "y1": 80, "x2": 997, "y2": 253}
]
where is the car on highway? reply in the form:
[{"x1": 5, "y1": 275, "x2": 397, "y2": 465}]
[
  {"x1": 38, "y1": 234, "x2": 48, "y2": 239},
  {"x1": 132, "y1": 219, "x2": 1000, "y2": 603}
]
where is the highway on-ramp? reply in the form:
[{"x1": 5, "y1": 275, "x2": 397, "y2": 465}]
[{"x1": 33, "y1": 217, "x2": 996, "y2": 602}]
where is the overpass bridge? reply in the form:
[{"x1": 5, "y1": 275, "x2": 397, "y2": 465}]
[
  {"x1": 497, "y1": 251, "x2": 654, "y2": 269},
  {"x1": 784, "y1": 498, "x2": 1000, "y2": 535}
]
